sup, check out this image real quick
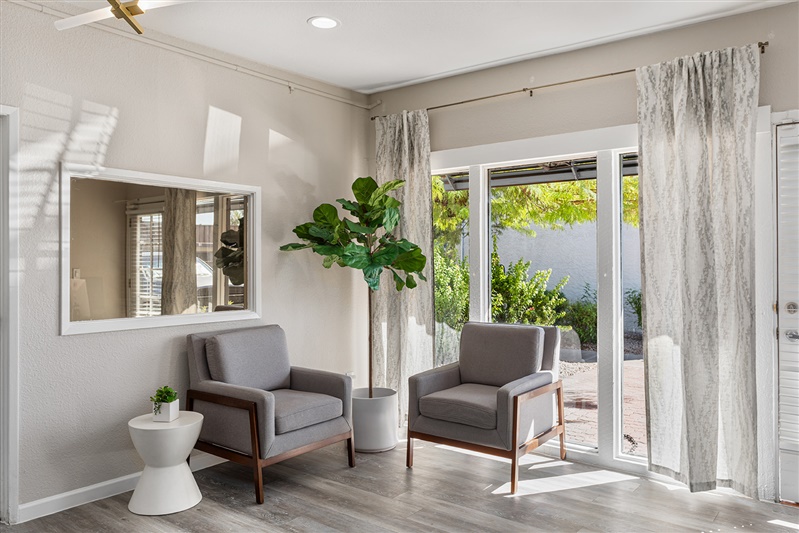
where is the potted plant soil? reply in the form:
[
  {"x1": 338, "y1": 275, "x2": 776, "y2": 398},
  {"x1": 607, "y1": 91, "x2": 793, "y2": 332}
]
[{"x1": 280, "y1": 176, "x2": 427, "y2": 452}]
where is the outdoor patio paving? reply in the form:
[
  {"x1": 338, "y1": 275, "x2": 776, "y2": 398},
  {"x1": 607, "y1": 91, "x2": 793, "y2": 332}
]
[{"x1": 561, "y1": 359, "x2": 648, "y2": 457}]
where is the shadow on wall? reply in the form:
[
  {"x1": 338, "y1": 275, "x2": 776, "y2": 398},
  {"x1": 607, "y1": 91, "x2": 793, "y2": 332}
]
[{"x1": 19, "y1": 83, "x2": 119, "y2": 281}]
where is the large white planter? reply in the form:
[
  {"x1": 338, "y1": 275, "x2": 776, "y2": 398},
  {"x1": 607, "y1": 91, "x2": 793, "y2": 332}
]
[{"x1": 352, "y1": 387, "x2": 398, "y2": 453}]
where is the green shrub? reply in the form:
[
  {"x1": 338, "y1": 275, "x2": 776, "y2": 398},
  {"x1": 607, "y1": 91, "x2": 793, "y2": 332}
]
[
  {"x1": 433, "y1": 240, "x2": 569, "y2": 330},
  {"x1": 433, "y1": 245, "x2": 469, "y2": 330},
  {"x1": 559, "y1": 283, "x2": 598, "y2": 344},
  {"x1": 624, "y1": 288, "x2": 642, "y2": 329},
  {"x1": 489, "y1": 239, "x2": 568, "y2": 327}
]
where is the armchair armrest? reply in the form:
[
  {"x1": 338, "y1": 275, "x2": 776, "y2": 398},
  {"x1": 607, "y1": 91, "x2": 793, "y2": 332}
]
[
  {"x1": 290, "y1": 367, "x2": 353, "y2": 423},
  {"x1": 497, "y1": 372, "x2": 554, "y2": 450},
  {"x1": 187, "y1": 380, "x2": 275, "y2": 459},
  {"x1": 408, "y1": 362, "x2": 461, "y2": 424}
]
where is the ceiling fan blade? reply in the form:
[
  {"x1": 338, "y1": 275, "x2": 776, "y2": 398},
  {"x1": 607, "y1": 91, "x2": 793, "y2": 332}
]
[
  {"x1": 54, "y1": 7, "x2": 114, "y2": 31},
  {"x1": 54, "y1": 0, "x2": 194, "y2": 31},
  {"x1": 137, "y1": 0, "x2": 194, "y2": 11}
]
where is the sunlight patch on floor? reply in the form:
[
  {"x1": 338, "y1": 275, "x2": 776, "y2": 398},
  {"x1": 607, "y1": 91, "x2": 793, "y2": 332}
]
[
  {"x1": 493, "y1": 470, "x2": 637, "y2": 497},
  {"x1": 769, "y1": 519, "x2": 799, "y2": 530}
]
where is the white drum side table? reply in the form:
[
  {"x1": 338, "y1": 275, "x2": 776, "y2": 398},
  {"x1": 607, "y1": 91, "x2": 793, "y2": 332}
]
[{"x1": 128, "y1": 411, "x2": 203, "y2": 515}]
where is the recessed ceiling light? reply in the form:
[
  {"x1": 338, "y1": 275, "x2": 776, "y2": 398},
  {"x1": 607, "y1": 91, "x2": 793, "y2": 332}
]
[{"x1": 308, "y1": 16, "x2": 340, "y2": 29}]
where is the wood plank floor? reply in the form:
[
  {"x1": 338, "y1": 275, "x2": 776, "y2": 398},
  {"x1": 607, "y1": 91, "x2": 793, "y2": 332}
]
[{"x1": 3, "y1": 440, "x2": 799, "y2": 532}]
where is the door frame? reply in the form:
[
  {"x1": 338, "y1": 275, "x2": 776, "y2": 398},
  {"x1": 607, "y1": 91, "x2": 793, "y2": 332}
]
[{"x1": 0, "y1": 104, "x2": 20, "y2": 525}]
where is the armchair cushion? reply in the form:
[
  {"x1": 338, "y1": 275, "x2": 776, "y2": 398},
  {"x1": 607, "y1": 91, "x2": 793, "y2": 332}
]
[
  {"x1": 272, "y1": 389, "x2": 342, "y2": 435},
  {"x1": 419, "y1": 383, "x2": 499, "y2": 430},
  {"x1": 205, "y1": 325, "x2": 291, "y2": 391},
  {"x1": 459, "y1": 322, "x2": 545, "y2": 387}
]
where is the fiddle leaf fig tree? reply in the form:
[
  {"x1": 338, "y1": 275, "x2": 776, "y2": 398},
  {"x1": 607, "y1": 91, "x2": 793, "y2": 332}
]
[
  {"x1": 214, "y1": 216, "x2": 245, "y2": 285},
  {"x1": 280, "y1": 176, "x2": 427, "y2": 292}
]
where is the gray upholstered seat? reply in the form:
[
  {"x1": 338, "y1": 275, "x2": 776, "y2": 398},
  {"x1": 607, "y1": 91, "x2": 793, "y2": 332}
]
[
  {"x1": 186, "y1": 325, "x2": 354, "y2": 504},
  {"x1": 419, "y1": 383, "x2": 499, "y2": 430},
  {"x1": 407, "y1": 322, "x2": 566, "y2": 494}
]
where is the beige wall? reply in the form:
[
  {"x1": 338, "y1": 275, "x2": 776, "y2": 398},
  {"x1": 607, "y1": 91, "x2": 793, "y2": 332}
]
[
  {"x1": 70, "y1": 180, "x2": 168, "y2": 320},
  {"x1": 370, "y1": 3, "x2": 799, "y2": 152},
  {"x1": 2, "y1": 2, "x2": 370, "y2": 503}
]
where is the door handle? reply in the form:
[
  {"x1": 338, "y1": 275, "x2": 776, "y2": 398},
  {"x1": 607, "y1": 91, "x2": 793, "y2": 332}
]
[{"x1": 787, "y1": 330, "x2": 799, "y2": 342}]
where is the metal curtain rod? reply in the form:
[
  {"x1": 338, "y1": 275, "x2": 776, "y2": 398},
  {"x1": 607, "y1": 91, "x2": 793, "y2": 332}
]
[{"x1": 370, "y1": 41, "x2": 769, "y2": 121}]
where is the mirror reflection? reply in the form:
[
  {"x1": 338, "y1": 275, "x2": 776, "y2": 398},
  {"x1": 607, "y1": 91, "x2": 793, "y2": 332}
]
[{"x1": 69, "y1": 177, "x2": 249, "y2": 320}]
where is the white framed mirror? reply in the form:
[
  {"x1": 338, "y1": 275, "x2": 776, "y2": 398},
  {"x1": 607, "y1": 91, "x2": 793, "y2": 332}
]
[{"x1": 60, "y1": 163, "x2": 261, "y2": 335}]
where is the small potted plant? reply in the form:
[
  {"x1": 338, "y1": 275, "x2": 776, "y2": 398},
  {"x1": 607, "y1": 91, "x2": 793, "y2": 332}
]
[{"x1": 150, "y1": 385, "x2": 179, "y2": 422}]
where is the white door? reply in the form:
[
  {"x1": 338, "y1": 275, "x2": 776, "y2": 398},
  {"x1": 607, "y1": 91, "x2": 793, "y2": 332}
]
[{"x1": 777, "y1": 120, "x2": 799, "y2": 504}]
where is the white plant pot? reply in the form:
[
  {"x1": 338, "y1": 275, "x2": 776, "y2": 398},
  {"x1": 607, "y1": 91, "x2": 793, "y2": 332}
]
[
  {"x1": 352, "y1": 387, "x2": 398, "y2": 453},
  {"x1": 153, "y1": 399, "x2": 179, "y2": 422}
]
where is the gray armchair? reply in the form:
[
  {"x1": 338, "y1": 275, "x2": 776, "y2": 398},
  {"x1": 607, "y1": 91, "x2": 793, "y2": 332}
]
[
  {"x1": 407, "y1": 322, "x2": 565, "y2": 494},
  {"x1": 186, "y1": 325, "x2": 354, "y2": 504}
]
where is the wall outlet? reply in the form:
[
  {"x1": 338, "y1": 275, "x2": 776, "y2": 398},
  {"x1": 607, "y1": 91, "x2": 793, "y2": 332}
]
[{"x1": 72, "y1": 268, "x2": 80, "y2": 279}]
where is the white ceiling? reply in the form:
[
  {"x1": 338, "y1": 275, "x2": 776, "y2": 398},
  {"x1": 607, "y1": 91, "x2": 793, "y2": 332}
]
[{"x1": 63, "y1": 0, "x2": 789, "y2": 94}]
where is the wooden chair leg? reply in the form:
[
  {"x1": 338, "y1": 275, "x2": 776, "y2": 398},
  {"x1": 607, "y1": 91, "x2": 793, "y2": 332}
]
[
  {"x1": 406, "y1": 436, "x2": 413, "y2": 468},
  {"x1": 511, "y1": 454, "x2": 519, "y2": 494},
  {"x1": 557, "y1": 382, "x2": 567, "y2": 460},
  {"x1": 253, "y1": 461, "x2": 264, "y2": 504},
  {"x1": 347, "y1": 437, "x2": 355, "y2": 467}
]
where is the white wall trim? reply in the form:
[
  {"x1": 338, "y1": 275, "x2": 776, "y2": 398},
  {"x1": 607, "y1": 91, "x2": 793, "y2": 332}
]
[
  {"x1": 16, "y1": 452, "x2": 226, "y2": 524},
  {"x1": 59, "y1": 163, "x2": 263, "y2": 336},
  {"x1": 0, "y1": 104, "x2": 20, "y2": 525}
]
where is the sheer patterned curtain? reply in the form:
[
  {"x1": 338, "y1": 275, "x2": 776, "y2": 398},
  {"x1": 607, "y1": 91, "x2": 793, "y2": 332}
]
[
  {"x1": 373, "y1": 110, "x2": 434, "y2": 423},
  {"x1": 162, "y1": 188, "x2": 197, "y2": 315},
  {"x1": 637, "y1": 44, "x2": 761, "y2": 498}
]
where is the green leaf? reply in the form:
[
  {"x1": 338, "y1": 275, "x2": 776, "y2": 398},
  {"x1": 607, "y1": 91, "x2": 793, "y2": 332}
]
[
  {"x1": 336, "y1": 198, "x2": 361, "y2": 214},
  {"x1": 313, "y1": 204, "x2": 340, "y2": 228},
  {"x1": 383, "y1": 197, "x2": 400, "y2": 209},
  {"x1": 405, "y1": 274, "x2": 417, "y2": 289},
  {"x1": 341, "y1": 243, "x2": 371, "y2": 269},
  {"x1": 363, "y1": 208, "x2": 384, "y2": 227},
  {"x1": 322, "y1": 255, "x2": 339, "y2": 269},
  {"x1": 224, "y1": 264, "x2": 245, "y2": 285},
  {"x1": 394, "y1": 247, "x2": 427, "y2": 273},
  {"x1": 383, "y1": 207, "x2": 399, "y2": 232},
  {"x1": 417, "y1": 271, "x2": 427, "y2": 282},
  {"x1": 372, "y1": 244, "x2": 400, "y2": 266},
  {"x1": 309, "y1": 225, "x2": 335, "y2": 242},
  {"x1": 220, "y1": 228, "x2": 241, "y2": 248},
  {"x1": 392, "y1": 271, "x2": 405, "y2": 291},
  {"x1": 363, "y1": 263, "x2": 383, "y2": 291},
  {"x1": 280, "y1": 242, "x2": 313, "y2": 251},
  {"x1": 344, "y1": 218, "x2": 375, "y2": 234},
  {"x1": 292, "y1": 223, "x2": 323, "y2": 243},
  {"x1": 369, "y1": 179, "x2": 404, "y2": 204},
  {"x1": 313, "y1": 244, "x2": 345, "y2": 257},
  {"x1": 394, "y1": 238, "x2": 416, "y2": 252},
  {"x1": 352, "y1": 177, "x2": 378, "y2": 205}
]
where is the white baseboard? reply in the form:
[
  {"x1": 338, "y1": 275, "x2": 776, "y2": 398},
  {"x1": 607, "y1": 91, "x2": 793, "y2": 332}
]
[{"x1": 16, "y1": 452, "x2": 226, "y2": 524}]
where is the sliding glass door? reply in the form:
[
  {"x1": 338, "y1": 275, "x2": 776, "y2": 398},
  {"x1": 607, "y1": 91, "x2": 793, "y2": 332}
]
[{"x1": 432, "y1": 136, "x2": 647, "y2": 472}]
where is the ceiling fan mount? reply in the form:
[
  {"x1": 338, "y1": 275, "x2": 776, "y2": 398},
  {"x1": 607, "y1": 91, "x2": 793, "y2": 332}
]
[{"x1": 108, "y1": 0, "x2": 145, "y2": 34}]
